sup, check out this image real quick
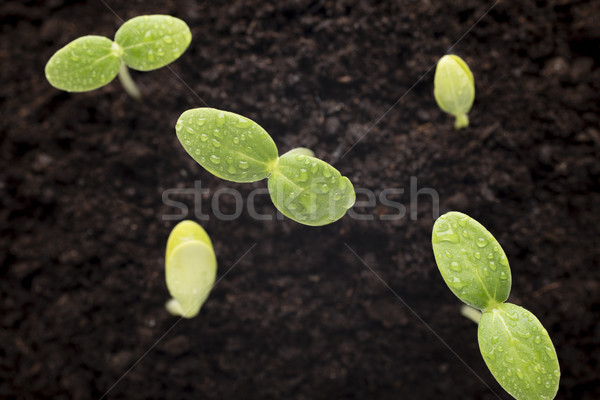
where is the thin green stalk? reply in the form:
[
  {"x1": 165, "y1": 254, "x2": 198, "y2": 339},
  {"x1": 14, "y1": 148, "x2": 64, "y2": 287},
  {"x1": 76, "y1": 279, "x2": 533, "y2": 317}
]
[
  {"x1": 118, "y1": 62, "x2": 142, "y2": 101},
  {"x1": 461, "y1": 305, "x2": 482, "y2": 324}
]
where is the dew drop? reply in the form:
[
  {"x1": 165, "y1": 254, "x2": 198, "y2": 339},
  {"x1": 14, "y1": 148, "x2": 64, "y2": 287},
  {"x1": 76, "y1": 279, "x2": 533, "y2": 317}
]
[
  {"x1": 211, "y1": 139, "x2": 221, "y2": 148},
  {"x1": 297, "y1": 169, "x2": 308, "y2": 182},
  {"x1": 216, "y1": 112, "x2": 225, "y2": 127},
  {"x1": 489, "y1": 261, "x2": 497, "y2": 271},
  {"x1": 491, "y1": 335, "x2": 498, "y2": 344},
  {"x1": 320, "y1": 184, "x2": 329, "y2": 193},
  {"x1": 233, "y1": 137, "x2": 240, "y2": 144},
  {"x1": 238, "y1": 161, "x2": 249, "y2": 170},
  {"x1": 476, "y1": 237, "x2": 488, "y2": 248},
  {"x1": 499, "y1": 271, "x2": 508, "y2": 280},
  {"x1": 516, "y1": 329, "x2": 531, "y2": 338},
  {"x1": 451, "y1": 277, "x2": 465, "y2": 290},
  {"x1": 474, "y1": 252, "x2": 481, "y2": 259},
  {"x1": 462, "y1": 229, "x2": 470, "y2": 238},
  {"x1": 295, "y1": 154, "x2": 306, "y2": 161},
  {"x1": 236, "y1": 117, "x2": 252, "y2": 128},
  {"x1": 200, "y1": 134, "x2": 209, "y2": 142},
  {"x1": 444, "y1": 250, "x2": 453, "y2": 259},
  {"x1": 163, "y1": 35, "x2": 173, "y2": 43},
  {"x1": 210, "y1": 155, "x2": 221, "y2": 164},
  {"x1": 449, "y1": 261, "x2": 462, "y2": 272},
  {"x1": 432, "y1": 220, "x2": 461, "y2": 244},
  {"x1": 534, "y1": 335, "x2": 542, "y2": 344},
  {"x1": 457, "y1": 215, "x2": 469, "y2": 227},
  {"x1": 323, "y1": 169, "x2": 332, "y2": 178},
  {"x1": 516, "y1": 369, "x2": 524, "y2": 379},
  {"x1": 194, "y1": 149, "x2": 201, "y2": 156},
  {"x1": 333, "y1": 193, "x2": 342, "y2": 201}
]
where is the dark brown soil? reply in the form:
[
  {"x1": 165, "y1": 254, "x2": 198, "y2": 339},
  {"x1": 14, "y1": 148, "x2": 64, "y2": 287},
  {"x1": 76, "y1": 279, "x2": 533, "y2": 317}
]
[{"x1": 1, "y1": 0, "x2": 599, "y2": 399}]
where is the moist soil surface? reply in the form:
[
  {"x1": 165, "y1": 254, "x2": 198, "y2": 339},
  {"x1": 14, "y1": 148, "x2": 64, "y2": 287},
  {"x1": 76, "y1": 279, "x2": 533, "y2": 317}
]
[{"x1": 1, "y1": 1, "x2": 600, "y2": 399}]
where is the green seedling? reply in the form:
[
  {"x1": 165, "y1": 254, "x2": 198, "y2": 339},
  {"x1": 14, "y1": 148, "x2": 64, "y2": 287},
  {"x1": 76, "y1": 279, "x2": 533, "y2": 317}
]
[
  {"x1": 434, "y1": 54, "x2": 475, "y2": 129},
  {"x1": 165, "y1": 220, "x2": 216, "y2": 318},
  {"x1": 432, "y1": 211, "x2": 560, "y2": 400},
  {"x1": 176, "y1": 108, "x2": 356, "y2": 226},
  {"x1": 45, "y1": 15, "x2": 191, "y2": 101}
]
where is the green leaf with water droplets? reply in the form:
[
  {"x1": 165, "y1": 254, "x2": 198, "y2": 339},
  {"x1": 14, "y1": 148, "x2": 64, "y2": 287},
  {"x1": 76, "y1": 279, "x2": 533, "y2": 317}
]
[
  {"x1": 434, "y1": 54, "x2": 475, "y2": 129},
  {"x1": 268, "y1": 151, "x2": 356, "y2": 226},
  {"x1": 432, "y1": 211, "x2": 511, "y2": 310},
  {"x1": 176, "y1": 108, "x2": 279, "y2": 183},
  {"x1": 45, "y1": 36, "x2": 122, "y2": 92},
  {"x1": 165, "y1": 221, "x2": 216, "y2": 319},
  {"x1": 479, "y1": 303, "x2": 560, "y2": 400},
  {"x1": 115, "y1": 15, "x2": 191, "y2": 71}
]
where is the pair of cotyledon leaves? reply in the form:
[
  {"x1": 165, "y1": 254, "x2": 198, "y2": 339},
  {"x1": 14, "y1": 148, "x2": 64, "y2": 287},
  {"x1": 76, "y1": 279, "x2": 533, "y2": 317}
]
[
  {"x1": 165, "y1": 220, "x2": 216, "y2": 319},
  {"x1": 176, "y1": 108, "x2": 356, "y2": 226},
  {"x1": 434, "y1": 55, "x2": 475, "y2": 129},
  {"x1": 45, "y1": 15, "x2": 191, "y2": 92},
  {"x1": 432, "y1": 212, "x2": 560, "y2": 400}
]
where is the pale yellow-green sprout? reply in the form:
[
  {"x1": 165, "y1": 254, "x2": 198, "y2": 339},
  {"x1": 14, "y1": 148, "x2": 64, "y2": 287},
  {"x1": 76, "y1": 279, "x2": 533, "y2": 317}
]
[
  {"x1": 165, "y1": 221, "x2": 217, "y2": 318},
  {"x1": 434, "y1": 54, "x2": 475, "y2": 129}
]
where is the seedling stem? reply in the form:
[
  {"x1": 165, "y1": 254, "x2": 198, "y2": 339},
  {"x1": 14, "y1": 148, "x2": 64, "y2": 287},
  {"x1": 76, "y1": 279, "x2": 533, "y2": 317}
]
[
  {"x1": 460, "y1": 304, "x2": 482, "y2": 324},
  {"x1": 118, "y1": 62, "x2": 142, "y2": 101}
]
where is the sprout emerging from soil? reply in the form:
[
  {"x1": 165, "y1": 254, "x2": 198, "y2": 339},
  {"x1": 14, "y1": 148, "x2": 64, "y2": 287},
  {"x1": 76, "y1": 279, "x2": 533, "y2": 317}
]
[
  {"x1": 434, "y1": 55, "x2": 475, "y2": 129},
  {"x1": 432, "y1": 211, "x2": 560, "y2": 400},
  {"x1": 176, "y1": 108, "x2": 356, "y2": 226},
  {"x1": 165, "y1": 220, "x2": 216, "y2": 319},
  {"x1": 45, "y1": 15, "x2": 191, "y2": 101}
]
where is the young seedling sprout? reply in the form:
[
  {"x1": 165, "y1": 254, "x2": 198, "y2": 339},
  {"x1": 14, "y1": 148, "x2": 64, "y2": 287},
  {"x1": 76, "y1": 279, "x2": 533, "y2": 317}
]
[
  {"x1": 434, "y1": 55, "x2": 475, "y2": 129},
  {"x1": 45, "y1": 15, "x2": 191, "y2": 101},
  {"x1": 165, "y1": 220, "x2": 216, "y2": 318},
  {"x1": 432, "y1": 211, "x2": 560, "y2": 400},
  {"x1": 176, "y1": 108, "x2": 356, "y2": 226}
]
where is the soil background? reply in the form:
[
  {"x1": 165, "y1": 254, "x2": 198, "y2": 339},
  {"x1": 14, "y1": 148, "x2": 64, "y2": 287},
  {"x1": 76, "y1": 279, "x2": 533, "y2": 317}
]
[{"x1": 1, "y1": 0, "x2": 599, "y2": 399}]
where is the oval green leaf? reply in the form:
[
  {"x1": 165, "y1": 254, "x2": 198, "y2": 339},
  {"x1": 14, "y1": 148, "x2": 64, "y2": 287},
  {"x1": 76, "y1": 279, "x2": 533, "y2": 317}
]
[
  {"x1": 115, "y1": 15, "x2": 191, "y2": 71},
  {"x1": 432, "y1": 211, "x2": 511, "y2": 310},
  {"x1": 267, "y1": 151, "x2": 355, "y2": 226},
  {"x1": 479, "y1": 303, "x2": 560, "y2": 400},
  {"x1": 165, "y1": 221, "x2": 216, "y2": 319},
  {"x1": 45, "y1": 35, "x2": 121, "y2": 92},
  {"x1": 434, "y1": 54, "x2": 475, "y2": 128},
  {"x1": 176, "y1": 108, "x2": 279, "y2": 183}
]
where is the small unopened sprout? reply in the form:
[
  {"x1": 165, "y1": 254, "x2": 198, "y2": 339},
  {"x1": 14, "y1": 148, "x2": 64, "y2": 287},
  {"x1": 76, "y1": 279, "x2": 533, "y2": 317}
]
[
  {"x1": 45, "y1": 15, "x2": 191, "y2": 101},
  {"x1": 176, "y1": 108, "x2": 356, "y2": 226},
  {"x1": 434, "y1": 55, "x2": 475, "y2": 129},
  {"x1": 165, "y1": 220, "x2": 216, "y2": 319},
  {"x1": 432, "y1": 212, "x2": 560, "y2": 400}
]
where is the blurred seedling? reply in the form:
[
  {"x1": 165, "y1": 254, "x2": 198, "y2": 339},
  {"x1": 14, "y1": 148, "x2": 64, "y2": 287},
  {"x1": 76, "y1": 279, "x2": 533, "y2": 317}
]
[
  {"x1": 45, "y1": 15, "x2": 191, "y2": 101},
  {"x1": 176, "y1": 108, "x2": 356, "y2": 226},
  {"x1": 165, "y1": 220, "x2": 216, "y2": 318},
  {"x1": 434, "y1": 54, "x2": 475, "y2": 129},
  {"x1": 432, "y1": 211, "x2": 560, "y2": 400}
]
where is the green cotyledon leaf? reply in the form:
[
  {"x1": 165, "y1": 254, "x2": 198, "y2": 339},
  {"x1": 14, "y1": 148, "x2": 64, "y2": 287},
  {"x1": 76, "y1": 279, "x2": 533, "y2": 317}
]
[
  {"x1": 434, "y1": 54, "x2": 475, "y2": 129},
  {"x1": 267, "y1": 151, "x2": 356, "y2": 226},
  {"x1": 165, "y1": 220, "x2": 216, "y2": 319},
  {"x1": 115, "y1": 15, "x2": 191, "y2": 71},
  {"x1": 176, "y1": 108, "x2": 279, "y2": 183},
  {"x1": 45, "y1": 36, "x2": 122, "y2": 92},
  {"x1": 479, "y1": 303, "x2": 560, "y2": 400},
  {"x1": 432, "y1": 212, "x2": 511, "y2": 310}
]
